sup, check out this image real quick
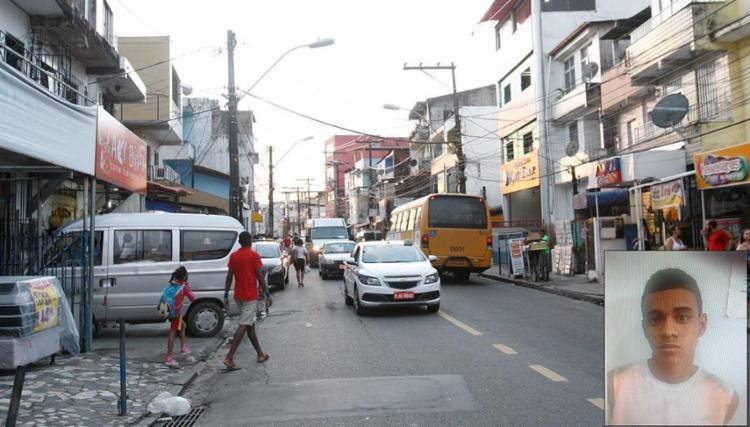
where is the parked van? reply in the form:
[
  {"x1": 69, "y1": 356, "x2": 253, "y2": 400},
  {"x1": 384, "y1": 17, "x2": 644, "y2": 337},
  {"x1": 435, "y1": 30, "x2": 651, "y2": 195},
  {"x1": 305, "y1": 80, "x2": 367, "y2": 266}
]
[
  {"x1": 304, "y1": 218, "x2": 349, "y2": 267},
  {"x1": 60, "y1": 213, "x2": 246, "y2": 337}
]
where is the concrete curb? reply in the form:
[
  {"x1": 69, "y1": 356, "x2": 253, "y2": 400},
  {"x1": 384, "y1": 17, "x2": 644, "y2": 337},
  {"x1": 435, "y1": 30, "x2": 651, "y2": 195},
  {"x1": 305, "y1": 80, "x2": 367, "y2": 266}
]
[{"x1": 480, "y1": 273, "x2": 604, "y2": 306}]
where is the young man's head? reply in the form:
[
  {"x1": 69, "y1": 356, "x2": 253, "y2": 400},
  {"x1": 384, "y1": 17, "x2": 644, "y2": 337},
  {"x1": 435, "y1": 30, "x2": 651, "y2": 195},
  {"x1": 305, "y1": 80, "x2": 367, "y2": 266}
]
[
  {"x1": 238, "y1": 231, "x2": 252, "y2": 247},
  {"x1": 641, "y1": 268, "x2": 707, "y2": 376}
]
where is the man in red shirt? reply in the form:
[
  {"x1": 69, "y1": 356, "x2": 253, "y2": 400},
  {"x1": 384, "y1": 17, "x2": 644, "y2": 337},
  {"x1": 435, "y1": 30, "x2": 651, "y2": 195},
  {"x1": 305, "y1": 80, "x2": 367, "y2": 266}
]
[
  {"x1": 223, "y1": 231, "x2": 272, "y2": 368},
  {"x1": 702, "y1": 220, "x2": 733, "y2": 251}
]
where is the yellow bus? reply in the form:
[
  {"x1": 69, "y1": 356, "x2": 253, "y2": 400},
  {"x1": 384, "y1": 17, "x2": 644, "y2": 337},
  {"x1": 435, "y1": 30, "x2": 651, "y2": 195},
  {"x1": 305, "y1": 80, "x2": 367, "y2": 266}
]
[{"x1": 387, "y1": 193, "x2": 492, "y2": 282}]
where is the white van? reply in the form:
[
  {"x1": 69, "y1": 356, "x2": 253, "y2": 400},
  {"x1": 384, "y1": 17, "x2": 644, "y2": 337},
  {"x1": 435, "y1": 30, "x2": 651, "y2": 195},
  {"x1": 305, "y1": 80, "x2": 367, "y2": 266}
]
[
  {"x1": 60, "y1": 213, "x2": 246, "y2": 337},
  {"x1": 304, "y1": 218, "x2": 350, "y2": 267}
]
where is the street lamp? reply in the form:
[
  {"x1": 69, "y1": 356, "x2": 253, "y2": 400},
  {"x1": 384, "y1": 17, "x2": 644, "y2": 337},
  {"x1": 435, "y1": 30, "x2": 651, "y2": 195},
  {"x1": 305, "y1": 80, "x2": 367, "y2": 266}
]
[
  {"x1": 238, "y1": 38, "x2": 335, "y2": 101},
  {"x1": 274, "y1": 136, "x2": 314, "y2": 167}
]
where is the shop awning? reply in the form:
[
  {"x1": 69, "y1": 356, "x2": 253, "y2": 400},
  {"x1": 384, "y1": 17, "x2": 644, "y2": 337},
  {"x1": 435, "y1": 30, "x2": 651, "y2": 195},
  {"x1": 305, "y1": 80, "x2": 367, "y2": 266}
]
[
  {"x1": 147, "y1": 181, "x2": 190, "y2": 197},
  {"x1": 573, "y1": 189, "x2": 629, "y2": 210}
]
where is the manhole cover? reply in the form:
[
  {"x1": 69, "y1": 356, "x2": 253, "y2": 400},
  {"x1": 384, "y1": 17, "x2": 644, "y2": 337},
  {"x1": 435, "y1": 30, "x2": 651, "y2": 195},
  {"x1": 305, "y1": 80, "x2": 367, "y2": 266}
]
[{"x1": 152, "y1": 406, "x2": 206, "y2": 427}]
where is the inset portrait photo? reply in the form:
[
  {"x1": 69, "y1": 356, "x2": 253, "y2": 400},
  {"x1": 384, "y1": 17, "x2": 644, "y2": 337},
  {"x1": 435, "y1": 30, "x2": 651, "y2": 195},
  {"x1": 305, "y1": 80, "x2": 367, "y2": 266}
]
[{"x1": 604, "y1": 251, "x2": 747, "y2": 426}]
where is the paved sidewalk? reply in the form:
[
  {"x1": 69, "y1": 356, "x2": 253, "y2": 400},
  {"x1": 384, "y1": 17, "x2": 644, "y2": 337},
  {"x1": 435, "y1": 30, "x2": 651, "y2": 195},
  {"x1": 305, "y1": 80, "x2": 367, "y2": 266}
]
[
  {"x1": 481, "y1": 271, "x2": 604, "y2": 305},
  {"x1": 0, "y1": 320, "x2": 233, "y2": 427}
]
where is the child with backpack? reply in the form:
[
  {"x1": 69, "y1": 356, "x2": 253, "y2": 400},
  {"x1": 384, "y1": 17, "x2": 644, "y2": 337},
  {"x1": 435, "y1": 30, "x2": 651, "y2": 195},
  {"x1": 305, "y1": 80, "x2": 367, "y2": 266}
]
[{"x1": 159, "y1": 266, "x2": 195, "y2": 368}]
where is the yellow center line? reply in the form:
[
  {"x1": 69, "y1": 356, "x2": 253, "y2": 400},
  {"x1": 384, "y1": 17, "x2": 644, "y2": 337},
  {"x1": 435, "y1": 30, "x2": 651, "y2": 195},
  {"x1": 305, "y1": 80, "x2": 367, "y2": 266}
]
[
  {"x1": 587, "y1": 398, "x2": 604, "y2": 410},
  {"x1": 437, "y1": 311, "x2": 482, "y2": 336},
  {"x1": 529, "y1": 364, "x2": 568, "y2": 382},
  {"x1": 493, "y1": 344, "x2": 518, "y2": 355}
]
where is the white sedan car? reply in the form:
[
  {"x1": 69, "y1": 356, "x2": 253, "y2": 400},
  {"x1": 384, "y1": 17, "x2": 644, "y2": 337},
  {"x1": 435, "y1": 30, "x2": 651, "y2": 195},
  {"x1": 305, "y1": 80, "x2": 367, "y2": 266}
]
[{"x1": 342, "y1": 241, "x2": 440, "y2": 315}]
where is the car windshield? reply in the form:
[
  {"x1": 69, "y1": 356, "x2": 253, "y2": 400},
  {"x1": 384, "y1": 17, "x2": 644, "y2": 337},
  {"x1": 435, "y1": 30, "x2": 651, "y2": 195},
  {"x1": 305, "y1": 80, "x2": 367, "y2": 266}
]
[
  {"x1": 253, "y1": 244, "x2": 280, "y2": 258},
  {"x1": 361, "y1": 245, "x2": 424, "y2": 263},
  {"x1": 324, "y1": 242, "x2": 355, "y2": 254},
  {"x1": 311, "y1": 226, "x2": 348, "y2": 239}
]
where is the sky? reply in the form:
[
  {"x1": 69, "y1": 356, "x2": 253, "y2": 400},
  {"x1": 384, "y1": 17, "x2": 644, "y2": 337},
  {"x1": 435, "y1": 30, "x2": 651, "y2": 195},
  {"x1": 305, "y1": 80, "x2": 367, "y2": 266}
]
[{"x1": 111, "y1": 0, "x2": 500, "y2": 203}]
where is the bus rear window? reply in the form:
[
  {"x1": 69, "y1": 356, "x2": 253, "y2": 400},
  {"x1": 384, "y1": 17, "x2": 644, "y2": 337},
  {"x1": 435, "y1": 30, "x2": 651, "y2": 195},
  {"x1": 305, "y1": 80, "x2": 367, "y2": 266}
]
[{"x1": 428, "y1": 197, "x2": 487, "y2": 229}]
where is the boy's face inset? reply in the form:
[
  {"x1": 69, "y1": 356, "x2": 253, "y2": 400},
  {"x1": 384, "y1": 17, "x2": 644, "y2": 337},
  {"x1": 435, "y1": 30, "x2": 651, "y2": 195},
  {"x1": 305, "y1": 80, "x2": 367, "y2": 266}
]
[{"x1": 642, "y1": 288, "x2": 707, "y2": 372}]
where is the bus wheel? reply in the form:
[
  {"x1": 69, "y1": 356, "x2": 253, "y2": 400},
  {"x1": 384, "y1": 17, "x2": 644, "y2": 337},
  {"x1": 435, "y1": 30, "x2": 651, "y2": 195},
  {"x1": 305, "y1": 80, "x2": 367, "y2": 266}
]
[{"x1": 454, "y1": 270, "x2": 470, "y2": 283}]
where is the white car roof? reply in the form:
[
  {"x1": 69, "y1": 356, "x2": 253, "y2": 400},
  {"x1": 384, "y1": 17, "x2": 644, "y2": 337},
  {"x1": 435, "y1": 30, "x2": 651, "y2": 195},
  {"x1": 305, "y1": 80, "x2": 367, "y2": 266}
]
[
  {"x1": 62, "y1": 213, "x2": 244, "y2": 230},
  {"x1": 322, "y1": 240, "x2": 356, "y2": 247}
]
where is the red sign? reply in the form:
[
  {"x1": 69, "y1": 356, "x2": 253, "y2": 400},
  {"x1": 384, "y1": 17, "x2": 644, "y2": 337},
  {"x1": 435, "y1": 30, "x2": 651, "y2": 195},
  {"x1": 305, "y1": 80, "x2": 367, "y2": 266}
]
[
  {"x1": 595, "y1": 158, "x2": 622, "y2": 187},
  {"x1": 96, "y1": 107, "x2": 147, "y2": 193}
]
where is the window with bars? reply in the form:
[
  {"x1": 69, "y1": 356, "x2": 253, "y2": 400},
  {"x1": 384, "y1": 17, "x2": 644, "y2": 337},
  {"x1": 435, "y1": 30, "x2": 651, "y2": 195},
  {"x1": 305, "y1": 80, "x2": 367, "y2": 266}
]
[
  {"x1": 564, "y1": 56, "x2": 576, "y2": 92},
  {"x1": 505, "y1": 140, "x2": 515, "y2": 161},
  {"x1": 696, "y1": 60, "x2": 719, "y2": 120},
  {"x1": 523, "y1": 132, "x2": 533, "y2": 154},
  {"x1": 663, "y1": 75, "x2": 682, "y2": 95},
  {"x1": 568, "y1": 122, "x2": 579, "y2": 148},
  {"x1": 521, "y1": 67, "x2": 531, "y2": 91}
]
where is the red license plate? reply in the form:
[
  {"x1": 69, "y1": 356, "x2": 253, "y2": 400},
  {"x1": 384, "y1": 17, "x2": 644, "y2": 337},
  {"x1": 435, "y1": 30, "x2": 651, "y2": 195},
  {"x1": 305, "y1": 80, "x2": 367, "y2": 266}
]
[{"x1": 393, "y1": 291, "x2": 415, "y2": 300}]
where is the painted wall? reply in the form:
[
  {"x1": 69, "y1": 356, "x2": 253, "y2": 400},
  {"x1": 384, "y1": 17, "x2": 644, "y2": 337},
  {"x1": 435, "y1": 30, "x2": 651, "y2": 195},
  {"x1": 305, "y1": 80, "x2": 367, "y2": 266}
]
[{"x1": 194, "y1": 171, "x2": 229, "y2": 199}]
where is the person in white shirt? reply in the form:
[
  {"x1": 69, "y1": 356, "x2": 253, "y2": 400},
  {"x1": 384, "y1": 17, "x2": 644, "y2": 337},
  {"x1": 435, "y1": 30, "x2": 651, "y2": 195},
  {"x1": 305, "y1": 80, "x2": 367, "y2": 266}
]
[
  {"x1": 665, "y1": 225, "x2": 688, "y2": 251},
  {"x1": 291, "y1": 238, "x2": 309, "y2": 288},
  {"x1": 607, "y1": 268, "x2": 740, "y2": 425}
]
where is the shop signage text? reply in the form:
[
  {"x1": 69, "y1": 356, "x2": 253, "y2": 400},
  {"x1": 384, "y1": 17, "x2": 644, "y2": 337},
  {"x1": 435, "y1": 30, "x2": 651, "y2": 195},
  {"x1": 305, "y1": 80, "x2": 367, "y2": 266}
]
[
  {"x1": 651, "y1": 179, "x2": 684, "y2": 210},
  {"x1": 96, "y1": 108, "x2": 147, "y2": 193},
  {"x1": 501, "y1": 150, "x2": 540, "y2": 195},
  {"x1": 594, "y1": 158, "x2": 622, "y2": 188},
  {"x1": 694, "y1": 143, "x2": 749, "y2": 189}
]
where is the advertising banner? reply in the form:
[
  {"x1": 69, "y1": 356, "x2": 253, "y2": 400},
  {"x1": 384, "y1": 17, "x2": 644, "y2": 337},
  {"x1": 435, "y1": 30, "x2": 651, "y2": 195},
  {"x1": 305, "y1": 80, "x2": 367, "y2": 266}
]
[
  {"x1": 694, "y1": 143, "x2": 750, "y2": 190},
  {"x1": 27, "y1": 277, "x2": 60, "y2": 333},
  {"x1": 592, "y1": 157, "x2": 622, "y2": 188},
  {"x1": 650, "y1": 178, "x2": 685, "y2": 210},
  {"x1": 96, "y1": 107, "x2": 147, "y2": 193},
  {"x1": 509, "y1": 238, "x2": 526, "y2": 276},
  {"x1": 501, "y1": 150, "x2": 540, "y2": 195}
]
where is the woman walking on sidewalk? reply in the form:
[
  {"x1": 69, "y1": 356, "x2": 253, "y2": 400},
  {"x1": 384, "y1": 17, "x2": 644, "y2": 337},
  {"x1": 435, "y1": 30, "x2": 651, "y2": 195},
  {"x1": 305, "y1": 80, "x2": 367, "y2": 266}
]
[{"x1": 291, "y1": 238, "x2": 309, "y2": 287}]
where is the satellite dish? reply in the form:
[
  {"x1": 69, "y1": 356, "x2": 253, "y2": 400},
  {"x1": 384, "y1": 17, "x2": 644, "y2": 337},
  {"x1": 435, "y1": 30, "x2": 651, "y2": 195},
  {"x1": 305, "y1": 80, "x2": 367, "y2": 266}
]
[
  {"x1": 651, "y1": 93, "x2": 689, "y2": 129},
  {"x1": 181, "y1": 84, "x2": 193, "y2": 96},
  {"x1": 583, "y1": 62, "x2": 599, "y2": 82},
  {"x1": 565, "y1": 140, "x2": 579, "y2": 157},
  {"x1": 409, "y1": 159, "x2": 418, "y2": 167}
]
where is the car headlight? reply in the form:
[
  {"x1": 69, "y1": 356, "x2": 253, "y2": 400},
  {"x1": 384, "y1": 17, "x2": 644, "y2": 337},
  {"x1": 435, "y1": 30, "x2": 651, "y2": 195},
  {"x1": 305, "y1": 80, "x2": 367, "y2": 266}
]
[
  {"x1": 357, "y1": 274, "x2": 380, "y2": 286},
  {"x1": 425, "y1": 273, "x2": 439, "y2": 284}
]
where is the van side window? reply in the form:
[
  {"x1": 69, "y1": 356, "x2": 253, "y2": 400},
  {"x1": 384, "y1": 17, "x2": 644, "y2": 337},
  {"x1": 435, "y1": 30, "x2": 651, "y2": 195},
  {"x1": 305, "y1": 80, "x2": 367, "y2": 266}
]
[
  {"x1": 180, "y1": 230, "x2": 238, "y2": 261},
  {"x1": 113, "y1": 230, "x2": 172, "y2": 264},
  {"x1": 52, "y1": 231, "x2": 103, "y2": 266},
  {"x1": 415, "y1": 207, "x2": 422, "y2": 230}
]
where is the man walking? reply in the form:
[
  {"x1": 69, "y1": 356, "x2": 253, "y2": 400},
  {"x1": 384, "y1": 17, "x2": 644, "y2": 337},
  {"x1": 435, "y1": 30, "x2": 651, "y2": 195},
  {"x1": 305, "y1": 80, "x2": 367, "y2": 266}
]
[{"x1": 223, "y1": 231, "x2": 271, "y2": 369}]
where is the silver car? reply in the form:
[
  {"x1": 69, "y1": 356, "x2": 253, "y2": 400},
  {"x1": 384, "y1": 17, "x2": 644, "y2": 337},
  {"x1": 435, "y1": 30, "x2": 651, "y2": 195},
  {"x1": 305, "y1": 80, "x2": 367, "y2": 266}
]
[{"x1": 318, "y1": 241, "x2": 356, "y2": 280}]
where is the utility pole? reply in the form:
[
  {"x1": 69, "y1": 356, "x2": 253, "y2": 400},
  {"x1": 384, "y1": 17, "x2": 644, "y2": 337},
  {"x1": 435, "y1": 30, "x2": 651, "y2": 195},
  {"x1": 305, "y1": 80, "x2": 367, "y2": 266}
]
[
  {"x1": 297, "y1": 178, "x2": 314, "y2": 221},
  {"x1": 327, "y1": 161, "x2": 341, "y2": 218},
  {"x1": 532, "y1": 0, "x2": 552, "y2": 224},
  {"x1": 226, "y1": 30, "x2": 242, "y2": 223},
  {"x1": 296, "y1": 187, "x2": 301, "y2": 234},
  {"x1": 404, "y1": 63, "x2": 465, "y2": 193},
  {"x1": 267, "y1": 146, "x2": 274, "y2": 237}
]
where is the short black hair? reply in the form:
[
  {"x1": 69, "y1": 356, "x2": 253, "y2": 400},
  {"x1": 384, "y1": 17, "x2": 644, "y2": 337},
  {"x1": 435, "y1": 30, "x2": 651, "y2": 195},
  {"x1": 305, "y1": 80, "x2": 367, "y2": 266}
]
[
  {"x1": 239, "y1": 231, "x2": 252, "y2": 247},
  {"x1": 171, "y1": 266, "x2": 188, "y2": 282},
  {"x1": 641, "y1": 268, "x2": 703, "y2": 315},
  {"x1": 708, "y1": 220, "x2": 717, "y2": 228}
]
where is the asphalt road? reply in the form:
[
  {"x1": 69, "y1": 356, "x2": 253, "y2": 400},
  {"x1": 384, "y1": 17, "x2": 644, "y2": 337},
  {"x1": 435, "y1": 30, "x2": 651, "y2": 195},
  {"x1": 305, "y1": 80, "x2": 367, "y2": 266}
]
[{"x1": 195, "y1": 269, "x2": 604, "y2": 427}]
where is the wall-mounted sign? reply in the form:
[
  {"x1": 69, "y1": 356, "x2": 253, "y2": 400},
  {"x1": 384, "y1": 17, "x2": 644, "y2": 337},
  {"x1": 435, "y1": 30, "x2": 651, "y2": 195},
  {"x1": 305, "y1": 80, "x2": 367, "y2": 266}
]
[
  {"x1": 651, "y1": 178, "x2": 685, "y2": 210},
  {"x1": 593, "y1": 158, "x2": 622, "y2": 188},
  {"x1": 96, "y1": 107, "x2": 147, "y2": 193},
  {"x1": 694, "y1": 143, "x2": 750, "y2": 189},
  {"x1": 501, "y1": 150, "x2": 540, "y2": 195}
]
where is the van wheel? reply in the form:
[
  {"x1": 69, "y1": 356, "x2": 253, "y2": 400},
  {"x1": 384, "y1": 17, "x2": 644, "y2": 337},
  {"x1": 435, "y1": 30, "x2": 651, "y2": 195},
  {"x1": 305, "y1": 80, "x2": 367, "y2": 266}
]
[{"x1": 187, "y1": 301, "x2": 225, "y2": 338}]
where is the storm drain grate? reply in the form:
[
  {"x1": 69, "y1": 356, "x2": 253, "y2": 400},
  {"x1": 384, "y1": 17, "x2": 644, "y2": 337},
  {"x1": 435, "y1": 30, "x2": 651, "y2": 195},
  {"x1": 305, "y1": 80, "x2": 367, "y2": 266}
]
[{"x1": 153, "y1": 406, "x2": 206, "y2": 427}]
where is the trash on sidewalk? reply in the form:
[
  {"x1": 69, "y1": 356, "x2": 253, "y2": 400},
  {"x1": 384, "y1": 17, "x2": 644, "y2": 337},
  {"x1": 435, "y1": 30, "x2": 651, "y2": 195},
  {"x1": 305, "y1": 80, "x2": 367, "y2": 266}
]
[{"x1": 147, "y1": 391, "x2": 191, "y2": 416}]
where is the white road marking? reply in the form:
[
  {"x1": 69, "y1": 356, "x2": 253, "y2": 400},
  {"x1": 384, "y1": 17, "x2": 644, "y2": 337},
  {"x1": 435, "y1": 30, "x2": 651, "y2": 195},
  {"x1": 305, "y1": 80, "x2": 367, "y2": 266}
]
[
  {"x1": 492, "y1": 344, "x2": 518, "y2": 355},
  {"x1": 587, "y1": 398, "x2": 604, "y2": 410},
  {"x1": 437, "y1": 311, "x2": 482, "y2": 336},
  {"x1": 528, "y1": 364, "x2": 568, "y2": 382}
]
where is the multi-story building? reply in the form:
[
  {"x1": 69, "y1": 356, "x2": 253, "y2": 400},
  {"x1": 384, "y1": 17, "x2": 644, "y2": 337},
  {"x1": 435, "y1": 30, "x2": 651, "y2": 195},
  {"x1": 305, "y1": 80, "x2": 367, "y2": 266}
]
[{"x1": 479, "y1": 0, "x2": 649, "y2": 226}]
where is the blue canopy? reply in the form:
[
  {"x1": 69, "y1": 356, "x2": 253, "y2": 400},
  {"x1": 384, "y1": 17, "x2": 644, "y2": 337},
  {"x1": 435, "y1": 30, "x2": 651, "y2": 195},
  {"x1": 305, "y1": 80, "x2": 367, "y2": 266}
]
[{"x1": 573, "y1": 189, "x2": 629, "y2": 210}]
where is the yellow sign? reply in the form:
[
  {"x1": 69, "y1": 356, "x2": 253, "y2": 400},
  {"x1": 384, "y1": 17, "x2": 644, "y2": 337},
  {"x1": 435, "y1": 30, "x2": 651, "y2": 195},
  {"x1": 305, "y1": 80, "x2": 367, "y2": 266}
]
[
  {"x1": 501, "y1": 150, "x2": 540, "y2": 195},
  {"x1": 694, "y1": 142, "x2": 750, "y2": 189},
  {"x1": 651, "y1": 179, "x2": 685, "y2": 210},
  {"x1": 27, "y1": 277, "x2": 60, "y2": 332},
  {"x1": 251, "y1": 212, "x2": 264, "y2": 223}
]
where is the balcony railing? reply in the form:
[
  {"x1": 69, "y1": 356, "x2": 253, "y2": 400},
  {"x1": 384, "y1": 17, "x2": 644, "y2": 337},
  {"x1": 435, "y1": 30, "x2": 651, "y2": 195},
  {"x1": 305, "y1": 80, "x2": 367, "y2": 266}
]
[
  {"x1": 630, "y1": 0, "x2": 724, "y2": 43},
  {"x1": 0, "y1": 30, "x2": 92, "y2": 106}
]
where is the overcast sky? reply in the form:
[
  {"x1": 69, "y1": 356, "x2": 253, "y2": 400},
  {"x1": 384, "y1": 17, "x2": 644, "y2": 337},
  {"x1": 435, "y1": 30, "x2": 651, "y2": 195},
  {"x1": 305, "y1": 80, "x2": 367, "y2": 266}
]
[{"x1": 112, "y1": 0, "x2": 499, "y2": 202}]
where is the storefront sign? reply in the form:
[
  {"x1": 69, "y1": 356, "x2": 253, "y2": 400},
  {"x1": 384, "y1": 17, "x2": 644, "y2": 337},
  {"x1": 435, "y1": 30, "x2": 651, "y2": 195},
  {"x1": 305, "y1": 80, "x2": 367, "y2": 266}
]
[
  {"x1": 96, "y1": 107, "x2": 147, "y2": 193},
  {"x1": 593, "y1": 158, "x2": 622, "y2": 188},
  {"x1": 651, "y1": 179, "x2": 685, "y2": 210},
  {"x1": 509, "y1": 238, "x2": 526, "y2": 276},
  {"x1": 501, "y1": 150, "x2": 540, "y2": 195},
  {"x1": 694, "y1": 143, "x2": 750, "y2": 189}
]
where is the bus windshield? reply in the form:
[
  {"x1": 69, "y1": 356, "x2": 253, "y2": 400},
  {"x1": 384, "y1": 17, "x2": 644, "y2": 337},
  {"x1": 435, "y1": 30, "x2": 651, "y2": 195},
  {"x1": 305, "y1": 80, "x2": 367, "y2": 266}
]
[
  {"x1": 311, "y1": 226, "x2": 348, "y2": 239},
  {"x1": 428, "y1": 197, "x2": 487, "y2": 229}
]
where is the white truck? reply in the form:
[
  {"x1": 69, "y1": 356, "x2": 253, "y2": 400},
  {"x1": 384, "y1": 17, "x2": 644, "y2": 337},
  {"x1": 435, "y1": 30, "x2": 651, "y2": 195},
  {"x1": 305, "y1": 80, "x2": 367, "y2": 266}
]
[{"x1": 304, "y1": 218, "x2": 350, "y2": 267}]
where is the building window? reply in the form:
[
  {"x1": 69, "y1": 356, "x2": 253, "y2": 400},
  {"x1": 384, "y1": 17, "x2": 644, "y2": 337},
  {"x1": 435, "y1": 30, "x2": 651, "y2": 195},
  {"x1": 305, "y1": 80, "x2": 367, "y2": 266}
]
[
  {"x1": 568, "y1": 122, "x2": 578, "y2": 150},
  {"x1": 627, "y1": 119, "x2": 637, "y2": 148},
  {"x1": 505, "y1": 140, "x2": 515, "y2": 161},
  {"x1": 104, "y1": 1, "x2": 114, "y2": 44},
  {"x1": 522, "y1": 132, "x2": 533, "y2": 154},
  {"x1": 503, "y1": 84, "x2": 512, "y2": 105},
  {"x1": 3, "y1": 33, "x2": 25, "y2": 72},
  {"x1": 495, "y1": 23, "x2": 502, "y2": 50},
  {"x1": 696, "y1": 60, "x2": 719, "y2": 120},
  {"x1": 521, "y1": 68, "x2": 531, "y2": 91},
  {"x1": 663, "y1": 75, "x2": 682, "y2": 95},
  {"x1": 564, "y1": 56, "x2": 576, "y2": 92}
]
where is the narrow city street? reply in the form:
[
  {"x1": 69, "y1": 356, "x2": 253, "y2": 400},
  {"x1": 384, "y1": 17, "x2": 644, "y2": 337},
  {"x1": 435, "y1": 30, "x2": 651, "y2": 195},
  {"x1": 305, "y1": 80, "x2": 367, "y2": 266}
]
[{"x1": 194, "y1": 271, "x2": 604, "y2": 426}]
